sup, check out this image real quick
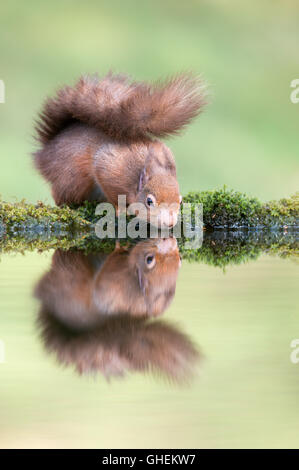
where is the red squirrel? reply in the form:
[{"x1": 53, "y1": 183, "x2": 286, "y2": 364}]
[
  {"x1": 34, "y1": 237, "x2": 181, "y2": 327},
  {"x1": 35, "y1": 240, "x2": 199, "y2": 379},
  {"x1": 34, "y1": 73, "x2": 206, "y2": 226}
]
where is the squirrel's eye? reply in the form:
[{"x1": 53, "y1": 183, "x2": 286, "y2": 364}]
[
  {"x1": 146, "y1": 194, "x2": 156, "y2": 208},
  {"x1": 145, "y1": 254, "x2": 156, "y2": 268}
]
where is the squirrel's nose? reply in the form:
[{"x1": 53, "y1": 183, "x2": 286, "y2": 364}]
[
  {"x1": 159, "y1": 211, "x2": 178, "y2": 228},
  {"x1": 170, "y1": 212, "x2": 178, "y2": 227},
  {"x1": 157, "y1": 237, "x2": 178, "y2": 253}
]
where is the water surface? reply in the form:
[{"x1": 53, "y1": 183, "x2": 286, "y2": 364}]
[{"x1": 0, "y1": 235, "x2": 298, "y2": 448}]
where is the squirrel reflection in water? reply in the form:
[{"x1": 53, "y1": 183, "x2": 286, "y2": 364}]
[{"x1": 34, "y1": 238, "x2": 200, "y2": 383}]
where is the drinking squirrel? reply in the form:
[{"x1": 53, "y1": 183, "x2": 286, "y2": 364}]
[{"x1": 34, "y1": 72, "x2": 206, "y2": 227}]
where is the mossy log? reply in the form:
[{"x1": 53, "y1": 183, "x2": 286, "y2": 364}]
[
  {"x1": 0, "y1": 226, "x2": 297, "y2": 268},
  {"x1": 0, "y1": 188, "x2": 298, "y2": 235},
  {"x1": 0, "y1": 188, "x2": 298, "y2": 268}
]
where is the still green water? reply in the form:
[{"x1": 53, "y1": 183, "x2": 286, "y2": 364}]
[{"x1": 0, "y1": 250, "x2": 298, "y2": 449}]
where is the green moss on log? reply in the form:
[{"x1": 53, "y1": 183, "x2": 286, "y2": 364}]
[
  {"x1": 0, "y1": 188, "x2": 298, "y2": 235},
  {"x1": 178, "y1": 231, "x2": 298, "y2": 268},
  {"x1": 184, "y1": 188, "x2": 299, "y2": 228},
  {"x1": 0, "y1": 199, "x2": 90, "y2": 233},
  {"x1": 0, "y1": 228, "x2": 297, "y2": 269}
]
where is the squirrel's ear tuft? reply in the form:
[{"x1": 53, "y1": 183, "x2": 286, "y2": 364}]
[
  {"x1": 138, "y1": 167, "x2": 148, "y2": 191},
  {"x1": 137, "y1": 266, "x2": 147, "y2": 296}
]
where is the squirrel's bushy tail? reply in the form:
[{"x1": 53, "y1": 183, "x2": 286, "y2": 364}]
[{"x1": 35, "y1": 72, "x2": 207, "y2": 143}]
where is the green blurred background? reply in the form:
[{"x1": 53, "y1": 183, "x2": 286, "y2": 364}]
[
  {"x1": 0, "y1": 0, "x2": 298, "y2": 203},
  {"x1": 0, "y1": 2, "x2": 299, "y2": 448}
]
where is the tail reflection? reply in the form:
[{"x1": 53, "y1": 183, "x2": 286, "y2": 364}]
[{"x1": 34, "y1": 239, "x2": 200, "y2": 382}]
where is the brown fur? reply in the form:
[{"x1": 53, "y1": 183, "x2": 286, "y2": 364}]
[
  {"x1": 38, "y1": 309, "x2": 200, "y2": 381},
  {"x1": 34, "y1": 240, "x2": 200, "y2": 381},
  {"x1": 34, "y1": 73, "x2": 207, "y2": 223},
  {"x1": 34, "y1": 238, "x2": 181, "y2": 327},
  {"x1": 35, "y1": 73, "x2": 207, "y2": 143}
]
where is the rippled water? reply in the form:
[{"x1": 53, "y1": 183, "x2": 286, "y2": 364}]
[{"x1": 0, "y1": 234, "x2": 298, "y2": 448}]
